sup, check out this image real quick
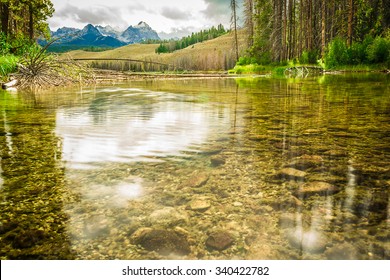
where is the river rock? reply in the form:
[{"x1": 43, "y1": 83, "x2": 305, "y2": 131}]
[
  {"x1": 324, "y1": 243, "x2": 358, "y2": 259},
  {"x1": 275, "y1": 168, "x2": 307, "y2": 181},
  {"x1": 248, "y1": 135, "x2": 268, "y2": 142},
  {"x1": 278, "y1": 213, "x2": 297, "y2": 229},
  {"x1": 200, "y1": 145, "x2": 224, "y2": 155},
  {"x1": 189, "y1": 199, "x2": 211, "y2": 211},
  {"x1": 285, "y1": 229, "x2": 327, "y2": 254},
  {"x1": 149, "y1": 207, "x2": 189, "y2": 226},
  {"x1": 210, "y1": 156, "x2": 226, "y2": 167},
  {"x1": 12, "y1": 229, "x2": 46, "y2": 249},
  {"x1": 206, "y1": 231, "x2": 234, "y2": 251},
  {"x1": 294, "y1": 181, "x2": 337, "y2": 197},
  {"x1": 183, "y1": 171, "x2": 209, "y2": 188},
  {"x1": 131, "y1": 228, "x2": 190, "y2": 256},
  {"x1": 286, "y1": 155, "x2": 324, "y2": 170}
]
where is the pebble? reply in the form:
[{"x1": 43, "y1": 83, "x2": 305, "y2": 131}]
[{"x1": 189, "y1": 200, "x2": 211, "y2": 211}]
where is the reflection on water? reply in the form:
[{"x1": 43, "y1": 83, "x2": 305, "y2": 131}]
[
  {"x1": 0, "y1": 74, "x2": 389, "y2": 260},
  {"x1": 55, "y1": 89, "x2": 226, "y2": 168}
]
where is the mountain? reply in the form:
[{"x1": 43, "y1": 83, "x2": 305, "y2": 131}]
[
  {"x1": 96, "y1": 25, "x2": 121, "y2": 38},
  {"x1": 43, "y1": 22, "x2": 160, "y2": 51},
  {"x1": 120, "y1": 21, "x2": 160, "y2": 43}
]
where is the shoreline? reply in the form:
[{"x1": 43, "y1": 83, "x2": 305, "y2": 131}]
[{"x1": 2, "y1": 68, "x2": 388, "y2": 90}]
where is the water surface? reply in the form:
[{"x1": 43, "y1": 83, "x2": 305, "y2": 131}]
[{"x1": 0, "y1": 74, "x2": 389, "y2": 259}]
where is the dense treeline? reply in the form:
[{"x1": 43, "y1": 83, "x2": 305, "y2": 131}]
[
  {"x1": 0, "y1": 0, "x2": 53, "y2": 40},
  {"x1": 156, "y1": 24, "x2": 227, "y2": 54},
  {"x1": 242, "y1": 0, "x2": 390, "y2": 66}
]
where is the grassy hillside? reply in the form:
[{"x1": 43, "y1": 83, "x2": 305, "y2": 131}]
[{"x1": 64, "y1": 31, "x2": 247, "y2": 71}]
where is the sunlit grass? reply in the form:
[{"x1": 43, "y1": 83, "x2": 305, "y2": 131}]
[{"x1": 0, "y1": 55, "x2": 18, "y2": 79}]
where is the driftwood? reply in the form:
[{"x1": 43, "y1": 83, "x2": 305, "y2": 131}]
[
  {"x1": 1, "y1": 79, "x2": 18, "y2": 90},
  {"x1": 284, "y1": 66, "x2": 324, "y2": 76},
  {"x1": 11, "y1": 39, "x2": 95, "y2": 89}
]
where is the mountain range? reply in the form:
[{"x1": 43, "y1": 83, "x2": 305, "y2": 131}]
[{"x1": 42, "y1": 21, "x2": 160, "y2": 50}]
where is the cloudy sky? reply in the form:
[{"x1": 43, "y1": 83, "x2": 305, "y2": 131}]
[{"x1": 48, "y1": 0, "x2": 240, "y2": 39}]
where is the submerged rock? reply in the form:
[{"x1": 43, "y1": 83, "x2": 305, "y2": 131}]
[
  {"x1": 206, "y1": 231, "x2": 234, "y2": 251},
  {"x1": 285, "y1": 155, "x2": 324, "y2": 170},
  {"x1": 210, "y1": 156, "x2": 226, "y2": 167},
  {"x1": 294, "y1": 181, "x2": 338, "y2": 198},
  {"x1": 200, "y1": 145, "x2": 224, "y2": 155},
  {"x1": 285, "y1": 229, "x2": 327, "y2": 254},
  {"x1": 324, "y1": 243, "x2": 358, "y2": 260},
  {"x1": 189, "y1": 199, "x2": 211, "y2": 211},
  {"x1": 149, "y1": 207, "x2": 189, "y2": 226},
  {"x1": 131, "y1": 228, "x2": 190, "y2": 256},
  {"x1": 182, "y1": 171, "x2": 209, "y2": 188},
  {"x1": 275, "y1": 168, "x2": 307, "y2": 181},
  {"x1": 12, "y1": 229, "x2": 46, "y2": 249}
]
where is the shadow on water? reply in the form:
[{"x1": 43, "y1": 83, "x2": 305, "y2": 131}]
[{"x1": 0, "y1": 73, "x2": 389, "y2": 259}]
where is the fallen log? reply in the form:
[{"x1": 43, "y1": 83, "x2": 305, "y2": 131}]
[{"x1": 1, "y1": 79, "x2": 18, "y2": 90}]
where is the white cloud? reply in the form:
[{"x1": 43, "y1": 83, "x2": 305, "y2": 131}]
[{"x1": 49, "y1": 0, "x2": 235, "y2": 38}]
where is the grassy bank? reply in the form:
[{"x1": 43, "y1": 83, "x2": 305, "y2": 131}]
[{"x1": 0, "y1": 55, "x2": 18, "y2": 81}]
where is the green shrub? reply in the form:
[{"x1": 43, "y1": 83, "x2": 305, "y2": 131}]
[
  {"x1": 325, "y1": 37, "x2": 349, "y2": 68},
  {"x1": 367, "y1": 37, "x2": 390, "y2": 63},
  {"x1": 300, "y1": 50, "x2": 319, "y2": 64},
  {"x1": 347, "y1": 41, "x2": 367, "y2": 64},
  {"x1": 237, "y1": 56, "x2": 258, "y2": 66}
]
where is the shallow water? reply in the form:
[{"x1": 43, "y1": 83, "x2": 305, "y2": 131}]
[{"x1": 0, "y1": 74, "x2": 389, "y2": 259}]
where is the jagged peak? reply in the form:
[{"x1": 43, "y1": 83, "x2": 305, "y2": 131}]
[{"x1": 136, "y1": 21, "x2": 150, "y2": 28}]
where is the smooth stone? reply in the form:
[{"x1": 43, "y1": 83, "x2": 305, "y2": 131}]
[
  {"x1": 278, "y1": 213, "x2": 297, "y2": 229},
  {"x1": 324, "y1": 243, "x2": 358, "y2": 260},
  {"x1": 276, "y1": 168, "x2": 307, "y2": 180},
  {"x1": 302, "y1": 129, "x2": 326, "y2": 135},
  {"x1": 294, "y1": 181, "x2": 337, "y2": 197},
  {"x1": 189, "y1": 200, "x2": 211, "y2": 211},
  {"x1": 285, "y1": 229, "x2": 327, "y2": 254},
  {"x1": 210, "y1": 156, "x2": 226, "y2": 167},
  {"x1": 248, "y1": 135, "x2": 268, "y2": 141},
  {"x1": 131, "y1": 228, "x2": 190, "y2": 256},
  {"x1": 285, "y1": 155, "x2": 324, "y2": 170},
  {"x1": 324, "y1": 149, "x2": 347, "y2": 157},
  {"x1": 149, "y1": 207, "x2": 188, "y2": 226},
  {"x1": 206, "y1": 231, "x2": 234, "y2": 251},
  {"x1": 200, "y1": 146, "x2": 224, "y2": 155},
  {"x1": 183, "y1": 171, "x2": 209, "y2": 188}
]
